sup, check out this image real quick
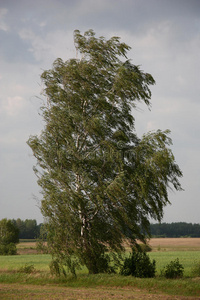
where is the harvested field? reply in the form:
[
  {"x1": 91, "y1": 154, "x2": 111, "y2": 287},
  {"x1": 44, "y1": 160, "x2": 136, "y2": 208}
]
[
  {"x1": 17, "y1": 242, "x2": 37, "y2": 255},
  {"x1": 16, "y1": 238, "x2": 200, "y2": 255},
  {"x1": 148, "y1": 238, "x2": 200, "y2": 251}
]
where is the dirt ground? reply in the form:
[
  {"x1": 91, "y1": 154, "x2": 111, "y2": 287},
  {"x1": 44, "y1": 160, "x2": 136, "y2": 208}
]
[{"x1": 1, "y1": 283, "x2": 200, "y2": 300}]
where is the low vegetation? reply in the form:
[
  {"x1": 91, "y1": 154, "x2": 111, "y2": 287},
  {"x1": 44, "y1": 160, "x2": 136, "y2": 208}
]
[
  {"x1": 0, "y1": 239, "x2": 200, "y2": 299},
  {"x1": 0, "y1": 243, "x2": 17, "y2": 255},
  {"x1": 18, "y1": 264, "x2": 36, "y2": 274},
  {"x1": 162, "y1": 258, "x2": 184, "y2": 279},
  {"x1": 191, "y1": 260, "x2": 200, "y2": 277},
  {"x1": 120, "y1": 249, "x2": 156, "y2": 277}
]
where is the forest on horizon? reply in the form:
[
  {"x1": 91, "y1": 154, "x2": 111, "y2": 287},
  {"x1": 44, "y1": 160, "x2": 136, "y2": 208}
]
[{"x1": 3, "y1": 218, "x2": 200, "y2": 239}]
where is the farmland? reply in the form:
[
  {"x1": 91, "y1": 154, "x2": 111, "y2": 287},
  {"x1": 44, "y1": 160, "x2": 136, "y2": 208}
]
[
  {"x1": 0, "y1": 238, "x2": 200, "y2": 299},
  {"x1": 149, "y1": 238, "x2": 200, "y2": 251}
]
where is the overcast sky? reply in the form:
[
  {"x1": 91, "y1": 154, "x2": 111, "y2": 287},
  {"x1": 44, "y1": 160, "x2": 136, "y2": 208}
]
[{"x1": 0, "y1": 0, "x2": 200, "y2": 224}]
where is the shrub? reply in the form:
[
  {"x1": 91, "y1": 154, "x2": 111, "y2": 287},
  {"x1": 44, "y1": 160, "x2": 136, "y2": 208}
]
[
  {"x1": 19, "y1": 264, "x2": 35, "y2": 274},
  {"x1": 120, "y1": 249, "x2": 156, "y2": 278},
  {"x1": 163, "y1": 258, "x2": 184, "y2": 278},
  {"x1": 0, "y1": 243, "x2": 17, "y2": 255}
]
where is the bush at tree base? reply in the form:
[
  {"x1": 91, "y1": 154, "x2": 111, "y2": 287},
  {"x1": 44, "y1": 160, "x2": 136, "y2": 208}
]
[{"x1": 120, "y1": 248, "x2": 156, "y2": 277}]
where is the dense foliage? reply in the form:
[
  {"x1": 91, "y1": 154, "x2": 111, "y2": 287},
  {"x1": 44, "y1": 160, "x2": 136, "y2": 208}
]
[
  {"x1": 3, "y1": 219, "x2": 199, "y2": 239},
  {"x1": 27, "y1": 29, "x2": 182, "y2": 274},
  {"x1": 150, "y1": 222, "x2": 200, "y2": 237},
  {"x1": 12, "y1": 219, "x2": 41, "y2": 239},
  {"x1": 0, "y1": 243, "x2": 17, "y2": 255},
  {"x1": 163, "y1": 258, "x2": 184, "y2": 278},
  {"x1": 120, "y1": 248, "x2": 156, "y2": 277},
  {"x1": 0, "y1": 219, "x2": 19, "y2": 255},
  {"x1": 0, "y1": 219, "x2": 19, "y2": 245}
]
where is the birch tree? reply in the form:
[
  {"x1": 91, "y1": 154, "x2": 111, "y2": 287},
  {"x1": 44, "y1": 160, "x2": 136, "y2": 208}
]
[{"x1": 27, "y1": 30, "x2": 182, "y2": 275}]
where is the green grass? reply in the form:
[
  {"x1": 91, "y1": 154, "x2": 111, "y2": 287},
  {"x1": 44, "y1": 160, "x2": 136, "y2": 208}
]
[
  {"x1": 0, "y1": 272, "x2": 200, "y2": 297},
  {"x1": 0, "y1": 251, "x2": 200, "y2": 276},
  {"x1": 0, "y1": 254, "x2": 51, "y2": 271},
  {"x1": 1, "y1": 250, "x2": 200, "y2": 297},
  {"x1": 149, "y1": 251, "x2": 200, "y2": 277}
]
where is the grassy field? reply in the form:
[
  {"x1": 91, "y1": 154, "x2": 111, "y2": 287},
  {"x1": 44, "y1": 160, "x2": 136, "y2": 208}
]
[
  {"x1": 149, "y1": 251, "x2": 200, "y2": 276},
  {"x1": 2, "y1": 282, "x2": 199, "y2": 299},
  {"x1": 1, "y1": 251, "x2": 200, "y2": 277},
  {"x1": 0, "y1": 238, "x2": 200, "y2": 299}
]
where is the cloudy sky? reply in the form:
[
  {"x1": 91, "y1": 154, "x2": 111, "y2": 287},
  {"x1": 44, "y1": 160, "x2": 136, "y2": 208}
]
[{"x1": 0, "y1": 0, "x2": 200, "y2": 224}]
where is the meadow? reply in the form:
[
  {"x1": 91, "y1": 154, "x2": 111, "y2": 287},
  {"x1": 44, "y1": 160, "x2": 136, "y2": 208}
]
[{"x1": 0, "y1": 238, "x2": 200, "y2": 299}]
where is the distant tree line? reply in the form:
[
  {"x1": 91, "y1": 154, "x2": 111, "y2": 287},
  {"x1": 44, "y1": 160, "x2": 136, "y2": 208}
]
[
  {"x1": 11, "y1": 219, "x2": 42, "y2": 239},
  {"x1": 150, "y1": 222, "x2": 200, "y2": 237},
  {"x1": 1, "y1": 219, "x2": 200, "y2": 240}
]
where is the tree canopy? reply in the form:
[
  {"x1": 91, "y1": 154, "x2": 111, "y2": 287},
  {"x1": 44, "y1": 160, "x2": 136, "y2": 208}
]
[
  {"x1": 150, "y1": 222, "x2": 200, "y2": 238},
  {"x1": 27, "y1": 29, "x2": 182, "y2": 274},
  {"x1": 12, "y1": 218, "x2": 41, "y2": 239},
  {"x1": 0, "y1": 218, "x2": 19, "y2": 245},
  {"x1": 0, "y1": 218, "x2": 19, "y2": 255}
]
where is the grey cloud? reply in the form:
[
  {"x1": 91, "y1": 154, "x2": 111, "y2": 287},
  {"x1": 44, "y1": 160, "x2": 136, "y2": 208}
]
[
  {"x1": 0, "y1": 30, "x2": 37, "y2": 63},
  {"x1": 0, "y1": 0, "x2": 200, "y2": 223}
]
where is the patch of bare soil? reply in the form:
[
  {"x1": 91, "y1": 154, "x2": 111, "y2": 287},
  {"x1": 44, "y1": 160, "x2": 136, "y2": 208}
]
[{"x1": 0, "y1": 284, "x2": 200, "y2": 300}]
